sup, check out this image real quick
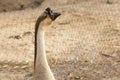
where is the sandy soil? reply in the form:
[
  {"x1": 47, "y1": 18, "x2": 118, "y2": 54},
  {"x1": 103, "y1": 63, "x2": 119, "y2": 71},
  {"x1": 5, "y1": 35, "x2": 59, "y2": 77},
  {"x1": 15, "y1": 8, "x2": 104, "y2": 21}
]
[
  {"x1": 0, "y1": 0, "x2": 120, "y2": 80},
  {"x1": 0, "y1": 0, "x2": 44, "y2": 12}
]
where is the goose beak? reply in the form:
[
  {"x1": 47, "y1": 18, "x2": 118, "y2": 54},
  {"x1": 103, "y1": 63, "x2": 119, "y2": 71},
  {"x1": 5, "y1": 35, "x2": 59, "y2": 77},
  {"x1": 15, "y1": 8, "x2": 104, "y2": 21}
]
[
  {"x1": 52, "y1": 12, "x2": 61, "y2": 20},
  {"x1": 44, "y1": 7, "x2": 61, "y2": 20}
]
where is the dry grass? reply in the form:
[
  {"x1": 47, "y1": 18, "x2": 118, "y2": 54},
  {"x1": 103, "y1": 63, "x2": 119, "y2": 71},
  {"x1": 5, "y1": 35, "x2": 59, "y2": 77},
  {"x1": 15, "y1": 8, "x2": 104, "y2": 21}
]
[{"x1": 0, "y1": 0, "x2": 120, "y2": 80}]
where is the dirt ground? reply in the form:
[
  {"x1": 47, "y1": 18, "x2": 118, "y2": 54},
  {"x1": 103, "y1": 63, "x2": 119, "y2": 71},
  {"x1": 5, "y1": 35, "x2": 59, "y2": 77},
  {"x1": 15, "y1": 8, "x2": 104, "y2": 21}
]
[
  {"x1": 0, "y1": 0, "x2": 120, "y2": 80},
  {"x1": 0, "y1": 0, "x2": 44, "y2": 12}
]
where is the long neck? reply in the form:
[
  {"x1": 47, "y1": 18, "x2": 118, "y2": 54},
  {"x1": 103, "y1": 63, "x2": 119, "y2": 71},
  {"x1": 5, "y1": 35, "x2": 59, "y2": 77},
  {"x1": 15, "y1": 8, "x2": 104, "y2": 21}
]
[{"x1": 34, "y1": 17, "x2": 55, "y2": 80}]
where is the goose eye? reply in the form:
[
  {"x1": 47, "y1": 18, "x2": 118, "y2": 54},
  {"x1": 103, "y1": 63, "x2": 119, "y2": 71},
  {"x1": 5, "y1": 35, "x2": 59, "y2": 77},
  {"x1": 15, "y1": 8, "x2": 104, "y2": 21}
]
[{"x1": 45, "y1": 7, "x2": 54, "y2": 15}]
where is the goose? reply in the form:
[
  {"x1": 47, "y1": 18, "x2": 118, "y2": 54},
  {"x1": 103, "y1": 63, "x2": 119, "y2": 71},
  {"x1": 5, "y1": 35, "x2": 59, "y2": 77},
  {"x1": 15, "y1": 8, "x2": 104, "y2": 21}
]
[{"x1": 34, "y1": 7, "x2": 61, "y2": 80}]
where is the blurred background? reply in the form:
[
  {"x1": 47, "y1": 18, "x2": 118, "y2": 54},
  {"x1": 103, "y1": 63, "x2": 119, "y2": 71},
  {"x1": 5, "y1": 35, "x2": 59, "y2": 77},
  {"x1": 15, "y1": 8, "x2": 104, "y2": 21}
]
[{"x1": 0, "y1": 0, "x2": 120, "y2": 80}]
